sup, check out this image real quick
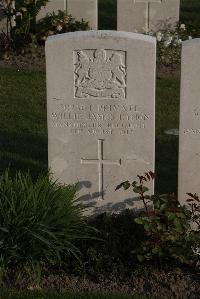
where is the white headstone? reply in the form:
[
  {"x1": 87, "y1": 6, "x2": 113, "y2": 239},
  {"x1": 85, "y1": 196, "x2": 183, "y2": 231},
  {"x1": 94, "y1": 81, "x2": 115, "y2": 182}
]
[
  {"x1": 117, "y1": 0, "x2": 180, "y2": 33},
  {"x1": 37, "y1": 0, "x2": 97, "y2": 29},
  {"x1": 67, "y1": 0, "x2": 98, "y2": 29},
  {"x1": 46, "y1": 31, "x2": 156, "y2": 215},
  {"x1": 37, "y1": 0, "x2": 66, "y2": 21},
  {"x1": 0, "y1": 5, "x2": 7, "y2": 32},
  {"x1": 179, "y1": 39, "x2": 200, "y2": 204}
]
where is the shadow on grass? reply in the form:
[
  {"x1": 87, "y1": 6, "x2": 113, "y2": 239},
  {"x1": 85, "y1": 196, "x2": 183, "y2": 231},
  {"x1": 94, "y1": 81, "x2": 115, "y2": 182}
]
[
  {"x1": 98, "y1": 0, "x2": 117, "y2": 30},
  {"x1": 0, "y1": 130, "x2": 48, "y2": 179},
  {"x1": 155, "y1": 135, "x2": 178, "y2": 195},
  {"x1": 180, "y1": 0, "x2": 200, "y2": 28}
]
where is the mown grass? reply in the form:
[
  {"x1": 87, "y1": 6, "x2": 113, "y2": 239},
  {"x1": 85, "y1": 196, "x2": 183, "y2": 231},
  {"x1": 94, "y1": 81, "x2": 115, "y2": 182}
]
[
  {"x1": 0, "y1": 68, "x2": 47, "y2": 179},
  {"x1": 155, "y1": 76, "x2": 180, "y2": 194},
  {"x1": 0, "y1": 67, "x2": 180, "y2": 193},
  {"x1": 99, "y1": 0, "x2": 117, "y2": 30},
  {"x1": 0, "y1": 290, "x2": 146, "y2": 299}
]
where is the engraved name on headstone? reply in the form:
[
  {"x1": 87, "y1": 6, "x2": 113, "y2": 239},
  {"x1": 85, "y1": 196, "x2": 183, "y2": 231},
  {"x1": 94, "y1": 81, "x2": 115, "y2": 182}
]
[
  {"x1": 46, "y1": 31, "x2": 156, "y2": 215},
  {"x1": 118, "y1": 0, "x2": 180, "y2": 33},
  {"x1": 179, "y1": 39, "x2": 200, "y2": 204}
]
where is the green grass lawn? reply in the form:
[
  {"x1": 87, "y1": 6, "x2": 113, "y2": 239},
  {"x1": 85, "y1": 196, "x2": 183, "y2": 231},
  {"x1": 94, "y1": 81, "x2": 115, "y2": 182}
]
[
  {"x1": 155, "y1": 76, "x2": 180, "y2": 194},
  {"x1": 0, "y1": 68, "x2": 47, "y2": 179},
  {"x1": 0, "y1": 67, "x2": 180, "y2": 194},
  {"x1": 0, "y1": 290, "x2": 146, "y2": 299},
  {"x1": 181, "y1": 0, "x2": 200, "y2": 28},
  {"x1": 99, "y1": 0, "x2": 117, "y2": 30}
]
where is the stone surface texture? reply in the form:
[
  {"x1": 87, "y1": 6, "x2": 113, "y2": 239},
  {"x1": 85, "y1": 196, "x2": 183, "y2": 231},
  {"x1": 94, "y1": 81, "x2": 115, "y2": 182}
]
[
  {"x1": 0, "y1": 8, "x2": 7, "y2": 32},
  {"x1": 46, "y1": 31, "x2": 156, "y2": 215},
  {"x1": 0, "y1": 1, "x2": 15, "y2": 32},
  {"x1": 37, "y1": 0, "x2": 97, "y2": 29},
  {"x1": 67, "y1": 0, "x2": 98, "y2": 29},
  {"x1": 117, "y1": 0, "x2": 180, "y2": 33},
  {"x1": 37, "y1": 0, "x2": 66, "y2": 21},
  {"x1": 178, "y1": 39, "x2": 200, "y2": 204}
]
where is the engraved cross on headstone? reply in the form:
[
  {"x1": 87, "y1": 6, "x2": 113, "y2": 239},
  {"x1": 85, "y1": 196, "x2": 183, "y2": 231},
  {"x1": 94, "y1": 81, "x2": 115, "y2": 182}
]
[
  {"x1": 134, "y1": 0, "x2": 162, "y2": 32},
  {"x1": 81, "y1": 139, "x2": 121, "y2": 200}
]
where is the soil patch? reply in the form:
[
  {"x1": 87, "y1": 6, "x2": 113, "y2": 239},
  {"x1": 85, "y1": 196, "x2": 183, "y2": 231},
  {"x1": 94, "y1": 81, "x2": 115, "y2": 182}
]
[
  {"x1": 0, "y1": 47, "x2": 46, "y2": 70},
  {"x1": 4, "y1": 268, "x2": 200, "y2": 299}
]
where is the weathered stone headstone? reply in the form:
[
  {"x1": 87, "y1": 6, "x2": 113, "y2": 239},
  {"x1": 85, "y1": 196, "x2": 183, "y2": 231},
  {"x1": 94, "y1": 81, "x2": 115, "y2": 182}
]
[
  {"x1": 67, "y1": 0, "x2": 98, "y2": 29},
  {"x1": 0, "y1": 2, "x2": 7, "y2": 33},
  {"x1": 117, "y1": 0, "x2": 180, "y2": 33},
  {"x1": 0, "y1": 1, "x2": 15, "y2": 33},
  {"x1": 46, "y1": 31, "x2": 156, "y2": 215},
  {"x1": 37, "y1": 0, "x2": 98, "y2": 29},
  {"x1": 37, "y1": 0, "x2": 66, "y2": 21},
  {"x1": 179, "y1": 39, "x2": 200, "y2": 204}
]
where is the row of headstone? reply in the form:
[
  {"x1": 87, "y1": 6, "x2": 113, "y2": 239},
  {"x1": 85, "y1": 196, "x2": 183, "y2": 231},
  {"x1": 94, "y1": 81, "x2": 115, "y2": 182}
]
[
  {"x1": 0, "y1": 0, "x2": 180, "y2": 33},
  {"x1": 0, "y1": 0, "x2": 98, "y2": 32},
  {"x1": 46, "y1": 30, "x2": 200, "y2": 215},
  {"x1": 118, "y1": 0, "x2": 180, "y2": 33},
  {"x1": 39, "y1": 0, "x2": 180, "y2": 32}
]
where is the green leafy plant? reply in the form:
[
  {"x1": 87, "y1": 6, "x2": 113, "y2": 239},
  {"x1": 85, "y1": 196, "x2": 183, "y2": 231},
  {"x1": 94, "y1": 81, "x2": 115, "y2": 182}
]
[
  {"x1": 0, "y1": 0, "x2": 50, "y2": 49},
  {"x1": 71, "y1": 210, "x2": 145, "y2": 278},
  {"x1": 0, "y1": 1, "x2": 89, "y2": 51},
  {"x1": 155, "y1": 22, "x2": 200, "y2": 68},
  {"x1": 0, "y1": 170, "x2": 94, "y2": 271},
  {"x1": 14, "y1": 0, "x2": 49, "y2": 34},
  {"x1": 186, "y1": 192, "x2": 200, "y2": 229},
  {"x1": 116, "y1": 172, "x2": 155, "y2": 214},
  {"x1": 36, "y1": 10, "x2": 89, "y2": 43},
  {"x1": 116, "y1": 172, "x2": 200, "y2": 265}
]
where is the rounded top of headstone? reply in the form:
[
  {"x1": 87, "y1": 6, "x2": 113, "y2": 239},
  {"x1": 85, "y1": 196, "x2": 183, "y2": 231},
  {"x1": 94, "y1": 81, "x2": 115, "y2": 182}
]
[
  {"x1": 182, "y1": 38, "x2": 200, "y2": 47},
  {"x1": 46, "y1": 30, "x2": 156, "y2": 44}
]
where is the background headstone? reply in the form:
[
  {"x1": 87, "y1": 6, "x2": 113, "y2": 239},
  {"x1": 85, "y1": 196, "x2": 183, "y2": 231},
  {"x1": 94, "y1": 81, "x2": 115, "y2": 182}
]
[
  {"x1": 37, "y1": 0, "x2": 98, "y2": 29},
  {"x1": 179, "y1": 39, "x2": 200, "y2": 204},
  {"x1": 67, "y1": 0, "x2": 98, "y2": 29},
  {"x1": 0, "y1": 2, "x2": 7, "y2": 33},
  {"x1": 117, "y1": 0, "x2": 180, "y2": 33},
  {"x1": 37, "y1": 0, "x2": 66, "y2": 21},
  {"x1": 46, "y1": 31, "x2": 156, "y2": 215},
  {"x1": 0, "y1": 1, "x2": 15, "y2": 33}
]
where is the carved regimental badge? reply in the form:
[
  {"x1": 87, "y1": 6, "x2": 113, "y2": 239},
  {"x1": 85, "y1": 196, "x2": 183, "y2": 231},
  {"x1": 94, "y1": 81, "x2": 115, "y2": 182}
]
[{"x1": 74, "y1": 49, "x2": 127, "y2": 99}]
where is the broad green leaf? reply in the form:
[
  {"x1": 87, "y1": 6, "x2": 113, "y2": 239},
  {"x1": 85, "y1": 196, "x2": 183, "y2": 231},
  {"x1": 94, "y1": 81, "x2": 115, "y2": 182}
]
[{"x1": 137, "y1": 254, "x2": 145, "y2": 262}]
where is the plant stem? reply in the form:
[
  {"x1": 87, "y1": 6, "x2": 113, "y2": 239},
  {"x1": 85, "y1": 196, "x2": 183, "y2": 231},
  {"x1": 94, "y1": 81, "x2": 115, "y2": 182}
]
[{"x1": 140, "y1": 189, "x2": 149, "y2": 214}]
